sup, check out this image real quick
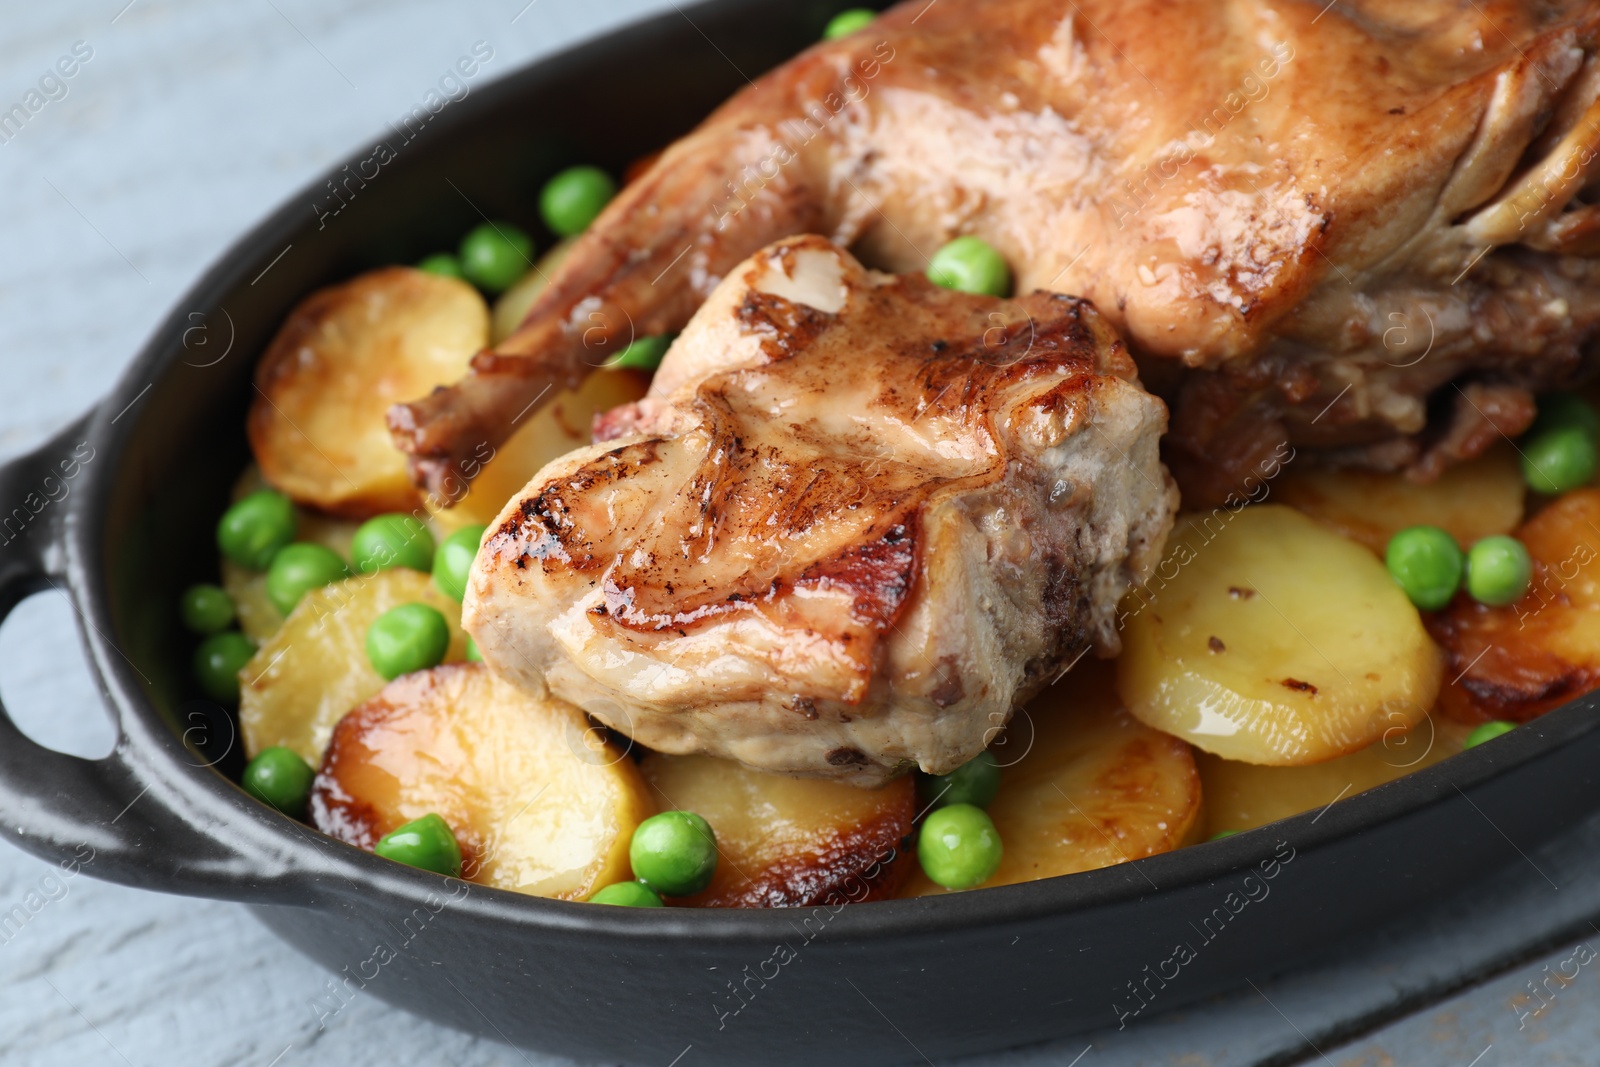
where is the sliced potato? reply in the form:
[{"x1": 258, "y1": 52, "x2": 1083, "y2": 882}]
[
  {"x1": 1277, "y1": 444, "x2": 1524, "y2": 554},
  {"x1": 312, "y1": 663, "x2": 650, "y2": 899},
  {"x1": 1431, "y1": 488, "x2": 1600, "y2": 722},
  {"x1": 1118, "y1": 505, "x2": 1442, "y2": 765},
  {"x1": 249, "y1": 267, "x2": 488, "y2": 518},
  {"x1": 220, "y1": 474, "x2": 360, "y2": 642},
  {"x1": 224, "y1": 562, "x2": 281, "y2": 645},
  {"x1": 223, "y1": 514, "x2": 353, "y2": 643},
  {"x1": 491, "y1": 239, "x2": 574, "y2": 344},
  {"x1": 424, "y1": 368, "x2": 648, "y2": 531},
  {"x1": 903, "y1": 662, "x2": 1202, "y2": 895},
  {"x1": 239, "y1": 568, "x2": 469, "y2": 765},
  {"x1": 1198, "y1": 714, "x2": 1470, "y2": 834},
  {"x1": 641, "y1": 753, "x2": 913, "y2": 906}
]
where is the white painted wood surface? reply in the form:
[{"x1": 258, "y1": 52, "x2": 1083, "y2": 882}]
[{"x1": 3, "y1": 3, "x2": 1599, "y2": 1064}]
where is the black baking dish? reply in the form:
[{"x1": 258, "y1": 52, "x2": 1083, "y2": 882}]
[{"x1": 2, "y1": 2, "x2": 1599, "y2": 1063}]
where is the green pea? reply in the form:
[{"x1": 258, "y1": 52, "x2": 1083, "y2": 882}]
[
  {"x1": 823, "y1": 8, "x2": 876, "y2": 38},
  {"x1": 459, "y1": 222, "x2": 533, "y2": 293},
  {"x1": 265, "y1": 543, "x2": 348, "y2": 616},
  {"x1": 1522, "y1": 425, "x2": 1598, "y2": 495},
  {"x1": 927, "y1": 236, "x2": 1012, "y2": 297},
  {"x1": 1465, "y1": 535, "x2": 1532, "y2": 607},
  {"x1": 589, "y1": 880, "x2": 663, "y2": 907},
  {"x1": 433, "y1": 524, "x2": 487, "y2": 601},
  {"x1": 1385, "y1": 525, "x2": 1464, "y2": 611},
  {"x1": 465, "y1": 637, "x2": 483, "y2": 663},
  {"x1": 180, "y1": 583, "x2": 235, "y2": 635},
  {"x1": 917, "y1": 803, "x2": 1002, "y2": 890},
  {"x1": 374, "y1": 813, "x2": 463, "y2": 877},
  {"x1": 367, "y1": 603, "x2": 451, "y2": 681},
  {"x1": 416, "y1": 253, "x2": 465, "y2": 280},
  {"x1": 919, "y1": 751, "x2": 1000, "y2": 810},
  {"x1": 217, "y1": 489, "x2": 296, "y2": 570},
  {"x1": 607, "y1": 335, "x2": 671, "y2": 372},
  {"x1": 242, "y1": 746, "x2": 315, "y2": 819},
  {"x1": 629, "y1": 811, "x2": 718, "y2": 897},
  {"x1": 1531, "y1": 393, "x2": 1600, "y2": 442},
  {"x1": 540, "y1": 165, "x2": 618, "y2": 238},
  {"x1": 1463, "y1": 720, "x2": 1516, "y2": 750},
  {"x1": 193, "y1": 631, "x2": 256, "y2": 703},
  {"x1": 351, "y1": 513, "x2": 435, "y2": 575},
  {"x1": 1210, "y1": 830, "x2": 1240, "y2": 840}
]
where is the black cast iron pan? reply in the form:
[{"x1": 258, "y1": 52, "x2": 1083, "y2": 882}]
[{"x1": 1, "y1": 2, "x2": 1597, "y2": 1062}]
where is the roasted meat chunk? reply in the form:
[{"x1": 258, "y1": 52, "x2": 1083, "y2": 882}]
[
  {"x1": 392, "y1": 0, "x2": 1600, "y2": 505},
  {"x1": 464, "y1": 237, "x2": 1176, "y2": 782}
]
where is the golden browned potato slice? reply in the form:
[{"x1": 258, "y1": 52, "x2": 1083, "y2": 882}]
[
  {"x1": 1431, "y1": 488, "x2": 1600, "y2": 722},
  {"x1": 641, "y1": 753, "x2": 913, "y2": 906},
  {"x1": 249, "y1": 267, "x2": 488, "y2": 518},
  {"x1": 424, "y1": 369, "x2": 649, "y2": 531},
  {"x1": 490, "y1": 239, "x2": 573, "y2": 344},
  {"x1": 239, "y1": 568, "x2": 469, "y2": 765},
  {"x1": 1198, "y1": 714, "x2": 1470, "y2": 835},
  {"x1": 1118, "y1": 505, "x2": 1442, "y2": 765},
  {"x1": 1277, "y1": 444, "x2": 1524, "y2": 554},
  {"x1": 903, "y1": 662, "x2": 1202, "y2": 895},
  {"x1": 312, "y1": 663, "x2": 650, "y2": 899}
]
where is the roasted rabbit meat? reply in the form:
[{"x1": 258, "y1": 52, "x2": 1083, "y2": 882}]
[
  {"x1": 392, "y1": 0, "x2": 1600, "y2": 504},
  {"x1": 464, "y1": 237, "x2": 1176, "y2": 782}
]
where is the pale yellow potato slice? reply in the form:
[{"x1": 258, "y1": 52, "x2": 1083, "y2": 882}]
[
  {"x1": 642, "y1": 753, "x2": 914, "y2": 906},
  {"x1": 249, "y1": 267, "x2": 489, "y2": 518},
  {"x1": 222, "y1": 522, "x2": 360, "y2": 644},
  {"x1": 1277, "y1": 444, "x2": 1524, "y2": 554},
  {"x1": 219, "y1": 465, "x2": 454, "y2": 643},
  {"x1": 239, "y1": 568, "x2": 469, "y2": 765},
  {"x1": 223, "y1": 563, "x2": 282, "y2": 646},
  {"x1": 1199, "y1": 714, "x2": 1471, "y2": 835},
  {"x1": 219, "y1": 466, "x2": 359, "y2": 643},
  {"x1": 1117, "y1": 505, "x2": 1443, "y2": 765},
  {"x1": 424, "y1": 369, "x2": 648, "y2": 531},
  {"x1": 904, "y1": 662, "x2": 1202, "y2": 895},
  {"x1": 313, "y1": 663, "x2": 650, "y2": 900}
]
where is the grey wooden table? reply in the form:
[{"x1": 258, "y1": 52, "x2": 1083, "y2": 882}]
[{"x1": 4, "y1": 2, "x2": 1600, "y2": 1064}]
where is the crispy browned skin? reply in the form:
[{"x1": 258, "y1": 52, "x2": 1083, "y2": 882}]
[
  {"x1": 391, "y1": 0, "x2": 1600, "y2": 503},
  {"x1": 1430, "y1": 489, "x2": 1600, "y2": 723},
  {"x1": 465, "y1": 237, "x2": 1175, "y2": 782}
]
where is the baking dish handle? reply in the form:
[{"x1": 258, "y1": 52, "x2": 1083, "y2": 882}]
[{"x1": 0, "y1": 415, "x2": 321, "y2": 903}]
